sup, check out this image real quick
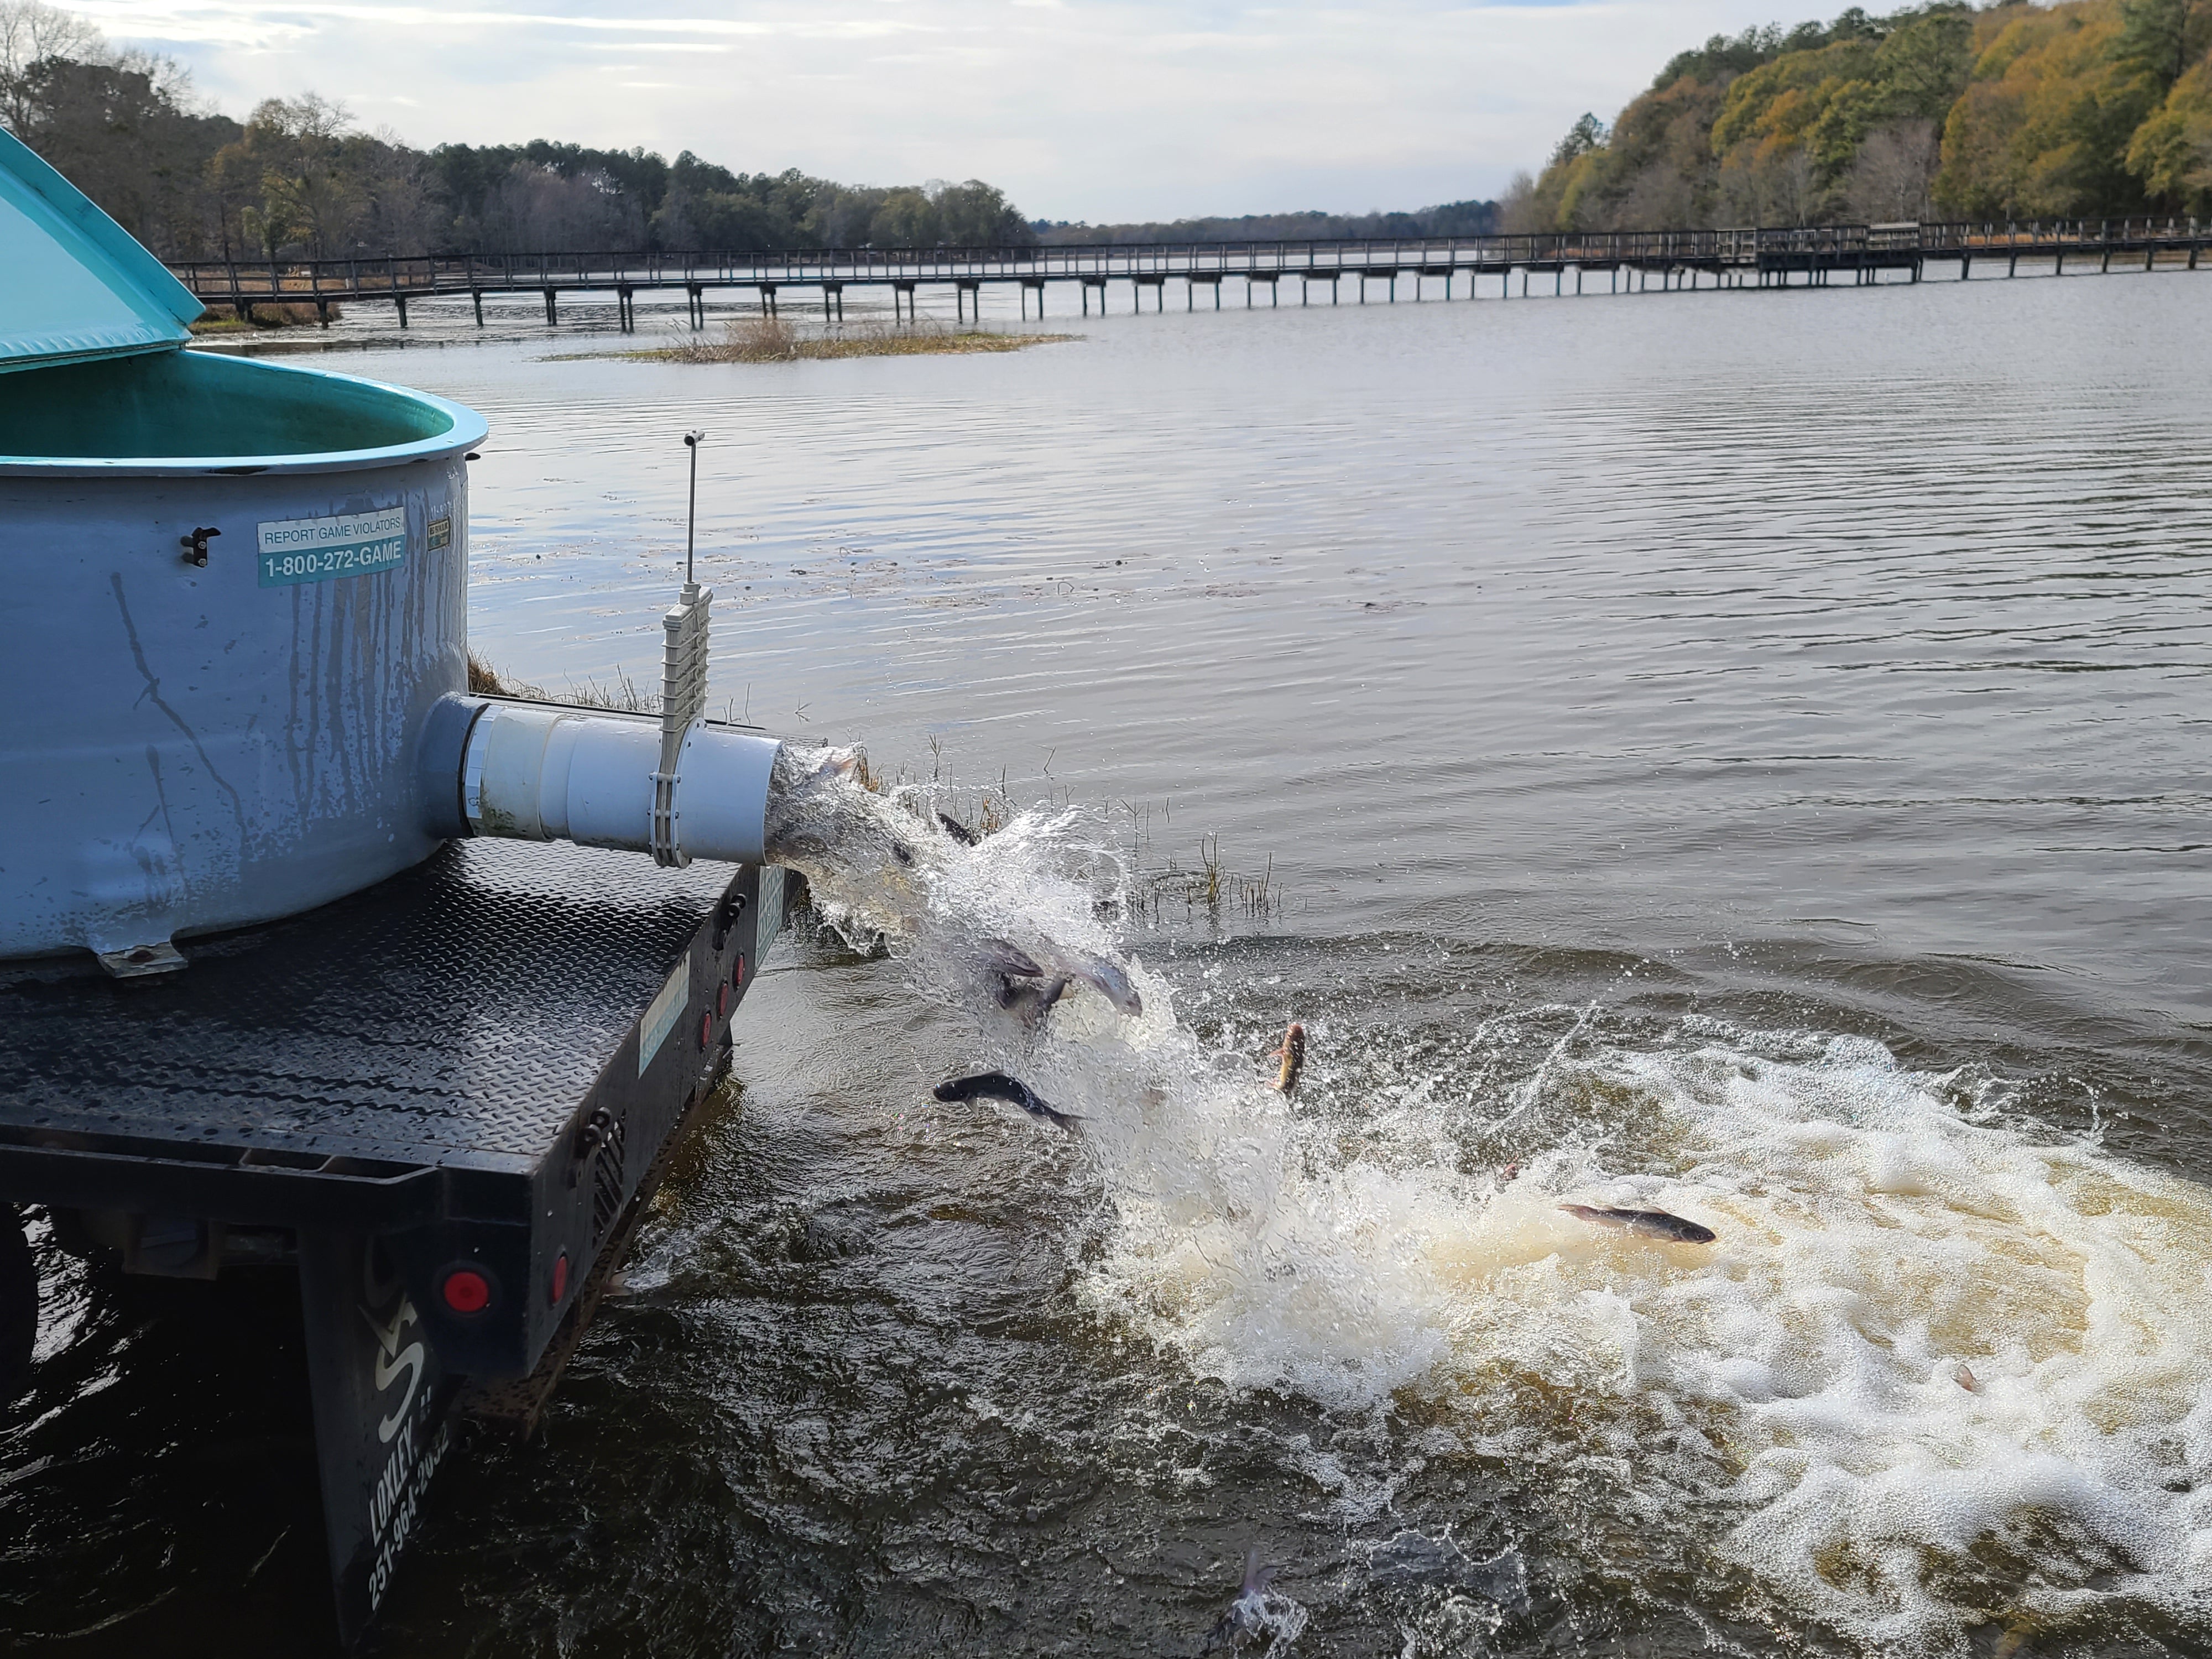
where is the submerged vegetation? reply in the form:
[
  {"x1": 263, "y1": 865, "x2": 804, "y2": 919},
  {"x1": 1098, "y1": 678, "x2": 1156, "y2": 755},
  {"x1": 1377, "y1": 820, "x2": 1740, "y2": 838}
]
[
  {"x1": 633, "y1": 318, "x2": 1074, "y2": 365},
  {"x1": 1507, "y1": 0, "x2": 2212, "y2": 229}
]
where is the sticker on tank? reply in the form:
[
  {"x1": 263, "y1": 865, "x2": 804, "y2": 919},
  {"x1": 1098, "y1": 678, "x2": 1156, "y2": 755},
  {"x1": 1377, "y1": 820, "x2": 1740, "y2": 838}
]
[{"x1": 256, "y1": 505, "x2": 408, "y2": 586}]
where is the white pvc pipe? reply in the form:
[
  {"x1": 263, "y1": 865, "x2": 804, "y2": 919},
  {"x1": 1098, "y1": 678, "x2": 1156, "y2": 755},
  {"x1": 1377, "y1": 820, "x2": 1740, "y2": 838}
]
[{"x1": 458, "y1": 700, "x2": 780, "y2": 866}]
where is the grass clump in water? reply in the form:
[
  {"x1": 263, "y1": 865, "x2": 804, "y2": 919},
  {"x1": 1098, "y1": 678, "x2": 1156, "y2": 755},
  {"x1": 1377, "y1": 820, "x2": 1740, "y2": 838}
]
[
  {"x1": 467, "y1": 651, "x2": 660, "y2": 713},
  {"x1": 190, "y1": 301, "x2": 341, "y2": 333},
  {"x1": 635, "y1": 316, "x2": 1072, "y2": 364}
]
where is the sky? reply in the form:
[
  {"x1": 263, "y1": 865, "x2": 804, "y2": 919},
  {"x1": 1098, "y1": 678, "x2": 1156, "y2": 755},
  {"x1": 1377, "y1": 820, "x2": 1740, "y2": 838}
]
[{"x1": 69, "y1": 0, "x2": 1808, "y2": 222}]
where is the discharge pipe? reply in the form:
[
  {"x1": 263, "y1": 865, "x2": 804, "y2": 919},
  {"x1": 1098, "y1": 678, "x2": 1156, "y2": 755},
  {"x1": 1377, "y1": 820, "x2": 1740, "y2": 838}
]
[
  {"x1": 419, "y1": 695, "x2": 781, "y2": 867},
  {"x1": 421, "y1": 434, "x2": 786, "y2": 870}
]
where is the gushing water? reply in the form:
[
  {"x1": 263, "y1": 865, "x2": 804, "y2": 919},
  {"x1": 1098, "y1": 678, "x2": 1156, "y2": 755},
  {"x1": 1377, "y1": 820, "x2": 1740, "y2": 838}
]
[{"x1": 763, "y1": 748, "x2": 2212, "y2": 1655}]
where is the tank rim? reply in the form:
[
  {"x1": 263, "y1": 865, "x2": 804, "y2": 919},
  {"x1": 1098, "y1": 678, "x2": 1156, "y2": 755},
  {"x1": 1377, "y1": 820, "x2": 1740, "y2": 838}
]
[{"x1": 0, "y1": 351, "x2": 489, "y2": 477}]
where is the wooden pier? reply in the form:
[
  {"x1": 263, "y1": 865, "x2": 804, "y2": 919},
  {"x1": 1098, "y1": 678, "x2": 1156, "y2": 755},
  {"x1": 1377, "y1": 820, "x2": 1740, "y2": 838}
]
[{"x1": 169, "y1": 218, "x2": 2209, "y2": 329}]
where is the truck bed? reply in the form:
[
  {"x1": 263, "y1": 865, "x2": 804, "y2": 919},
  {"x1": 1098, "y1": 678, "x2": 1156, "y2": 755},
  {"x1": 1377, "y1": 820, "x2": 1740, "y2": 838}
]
[
  {"x1": 0, "y1": 833, "x2": 780, "y2": 1380},
  {"x1": 0, "y1": 837, "x2": 734, "y2": 1168},
  {"x1": 0, "y1": 836, "x2": 782, "y2": 1644}
]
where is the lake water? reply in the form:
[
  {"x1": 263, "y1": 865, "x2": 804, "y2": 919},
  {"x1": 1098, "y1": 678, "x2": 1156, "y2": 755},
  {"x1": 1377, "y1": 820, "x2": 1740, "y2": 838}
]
[{"x1": 8, "y1": 269, "x2": 2212, "y2": 1657}]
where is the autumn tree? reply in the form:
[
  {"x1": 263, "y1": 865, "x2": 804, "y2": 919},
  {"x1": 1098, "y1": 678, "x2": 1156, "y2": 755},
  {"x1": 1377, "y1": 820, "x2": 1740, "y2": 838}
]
[
  {"x1": 2116, "y1": 0, "x2": 2212, "y2": 207},
  {"x1": 1935, "y1": 1, "x2": 2169, "y2": 216}
]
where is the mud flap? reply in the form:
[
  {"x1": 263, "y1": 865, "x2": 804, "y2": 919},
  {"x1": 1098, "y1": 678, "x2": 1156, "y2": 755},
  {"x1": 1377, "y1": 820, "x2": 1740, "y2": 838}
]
[{"x1": 299, "y1": 1229, "x2": 456, "y2": 1648}]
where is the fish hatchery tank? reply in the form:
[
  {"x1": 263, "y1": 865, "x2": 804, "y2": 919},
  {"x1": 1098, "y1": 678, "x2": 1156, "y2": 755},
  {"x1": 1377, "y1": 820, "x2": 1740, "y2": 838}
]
[{"x1": 0, "y1": 127, "x2": 488, "y2": 970}]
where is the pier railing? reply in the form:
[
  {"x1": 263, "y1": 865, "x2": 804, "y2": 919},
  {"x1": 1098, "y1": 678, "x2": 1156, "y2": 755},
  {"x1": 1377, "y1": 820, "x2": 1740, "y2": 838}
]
[{"x1": 166, "y1": 217, "x2": 2204, "y2": 303}]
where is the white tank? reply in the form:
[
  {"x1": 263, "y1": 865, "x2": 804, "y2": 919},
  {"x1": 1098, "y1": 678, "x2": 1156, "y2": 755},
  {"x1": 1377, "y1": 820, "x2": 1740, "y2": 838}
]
[{"x1": 0, "y1": 129, "x2": 488, "y2": 968}]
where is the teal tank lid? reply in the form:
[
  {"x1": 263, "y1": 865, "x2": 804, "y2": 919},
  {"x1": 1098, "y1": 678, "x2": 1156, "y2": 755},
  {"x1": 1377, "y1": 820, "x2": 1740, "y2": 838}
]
[{"x1": 0, "y1": 125, "x2": 204, "y2": 374}]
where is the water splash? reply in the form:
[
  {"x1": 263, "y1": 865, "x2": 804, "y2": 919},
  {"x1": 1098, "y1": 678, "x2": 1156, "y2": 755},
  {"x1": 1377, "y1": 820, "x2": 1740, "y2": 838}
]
[
  {"x1": 764, "y1": 745, "x2": 1140, "y2": 1030},
  {"x1": 762, "y1": 753, "x2": 2212, "y2": 1654}
]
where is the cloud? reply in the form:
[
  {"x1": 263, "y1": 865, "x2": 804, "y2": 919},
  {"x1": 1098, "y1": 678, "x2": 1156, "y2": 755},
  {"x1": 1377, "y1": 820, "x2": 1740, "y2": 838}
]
[
  {"x1": 71, "y1": 3, "x2": 775, "y2": 37},
  {"x1": 69, "y1": 0, "x2": 1813, "y2": 218}
]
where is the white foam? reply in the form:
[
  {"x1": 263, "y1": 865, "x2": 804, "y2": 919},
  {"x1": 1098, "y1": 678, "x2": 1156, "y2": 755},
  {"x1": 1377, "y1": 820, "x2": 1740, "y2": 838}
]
[
  {"x1": 1086, "y1": 1027, "x2": 2212, "y2": 1650},
  {"x1": 770, "y1": 766, "x2": 2212, "y2": 1651},
  {"x1": 1607, "y1": 1037, "x2": 2212, "y2": 1647}
]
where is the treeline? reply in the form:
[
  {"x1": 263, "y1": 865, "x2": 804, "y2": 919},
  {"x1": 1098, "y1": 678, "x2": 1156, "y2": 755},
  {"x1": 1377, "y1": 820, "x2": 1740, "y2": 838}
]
[
  {"x1": 1509, "y1": 0, "x2": 2212, "y2": 231},
  {"x1": 427, "y1": 145, "x2": 1031, "y2": 257},
  {"x1": 1033, "y1": 201, "x2": 1499, "y2": 244},
  {"x1": 0, "y1": 0, "x2": 1033, "y2": 259}
]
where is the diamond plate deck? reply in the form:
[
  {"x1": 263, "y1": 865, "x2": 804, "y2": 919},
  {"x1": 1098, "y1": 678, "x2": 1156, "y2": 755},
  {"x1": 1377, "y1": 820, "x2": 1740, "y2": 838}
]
[{"x1": 0, "y1": 838, "x2": 735, "y2": 1170}]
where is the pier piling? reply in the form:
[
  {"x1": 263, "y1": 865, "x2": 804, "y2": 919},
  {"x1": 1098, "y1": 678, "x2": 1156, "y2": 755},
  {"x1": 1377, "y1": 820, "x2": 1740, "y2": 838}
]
[{"x1": 168, "y1": 220, "x2": 2212, "y2": 337}]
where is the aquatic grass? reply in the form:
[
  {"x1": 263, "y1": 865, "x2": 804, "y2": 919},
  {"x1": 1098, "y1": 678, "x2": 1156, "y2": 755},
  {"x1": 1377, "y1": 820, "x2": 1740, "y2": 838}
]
[
  {"x1": 839, "y1": 745, "x2": 1014, "y2": 844},
  {"x1": 189, "y1": 301, "x2": 338, "y2": 333},
  {"x1": 1130, "y1": 833, "x2": 1280, "y2": 925},
  {"x1": 1105, "y1": 800, "x2": 1282, "y2": 925},
  {"x1": 561, "y1": 671, "x2": 659, "y2": 713},
  {"x1": 465, "y1": 653, "x2": 658, "y2": 713},
  {"x1": 633, "y1": 317, "x2": 1073, "y2": 364},
  {"x1": 465, "y1": 652, "x2": 514, "y2": 696}
]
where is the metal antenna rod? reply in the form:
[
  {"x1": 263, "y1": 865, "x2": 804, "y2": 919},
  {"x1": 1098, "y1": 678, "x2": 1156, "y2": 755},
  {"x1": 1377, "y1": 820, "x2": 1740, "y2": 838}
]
[{"x1": 682, "y1": 429, "x2": 706, "y2": 589}]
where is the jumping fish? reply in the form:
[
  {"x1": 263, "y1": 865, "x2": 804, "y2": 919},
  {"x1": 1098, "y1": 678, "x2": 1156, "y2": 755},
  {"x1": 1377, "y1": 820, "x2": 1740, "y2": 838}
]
[
  {"x1": 1269, "y1": 1022, "x2": 1306, "y2": 1094},
  {"x1": 975, "y1": 937, "x2": 1046, "y2": 979},
  {"x1": 1205, "y1": 1549, "x2": 1280, "y2": 1652},
  {"x1": 937, "y1": 811, "x2": 981, "y2": 847},
  {"x1": 763, "y1": 745, "x2": 925, "y2": 879},
  {"x1": 975, "y1": 938, "x2": 1062, "y2": 1027},
  {"x1": 973, "y1": 935, "x2": 1133, "y2": 1025},
  {"x1": 1558, "y1": 1203, "x2": 1718, "y2": 1245},
  {"x1": 932, "y1": 1071, "x2": 1082, "y2": 1129},
  {"x1": 994, "y1": 974, "x2": 1068, "y2": 1027},
  {"x1": 982, "y1": 936, "x2": 1141, "y2": 1018},
  {"x1": 1040, "y1": 946, "x2": 1141, "y2": 1016}
]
